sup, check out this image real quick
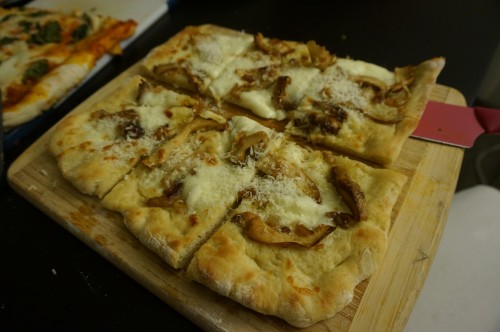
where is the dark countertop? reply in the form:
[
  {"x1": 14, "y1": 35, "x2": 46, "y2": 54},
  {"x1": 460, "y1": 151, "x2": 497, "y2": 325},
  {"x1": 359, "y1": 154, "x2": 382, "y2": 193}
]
[{"x1": 2, "y1": 0, "x2": 499, "y2": 330}]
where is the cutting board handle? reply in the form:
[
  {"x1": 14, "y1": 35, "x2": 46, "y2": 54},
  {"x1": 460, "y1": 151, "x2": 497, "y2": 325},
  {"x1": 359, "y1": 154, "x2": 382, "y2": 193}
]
[{"x1": 475, "y1": 107, "x2": 500, "y2": 134}]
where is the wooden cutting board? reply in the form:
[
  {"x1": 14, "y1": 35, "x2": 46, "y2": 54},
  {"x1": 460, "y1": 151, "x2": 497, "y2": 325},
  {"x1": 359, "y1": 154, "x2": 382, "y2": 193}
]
[{"x1": 7, "y1": 61, "x2": 465, "y2": 332}]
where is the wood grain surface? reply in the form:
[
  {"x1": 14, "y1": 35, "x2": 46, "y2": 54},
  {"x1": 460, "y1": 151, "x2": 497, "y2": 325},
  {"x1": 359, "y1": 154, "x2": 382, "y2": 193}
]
[{"x1": 7, "y1": 61, "x2": 465, "y2": 331}]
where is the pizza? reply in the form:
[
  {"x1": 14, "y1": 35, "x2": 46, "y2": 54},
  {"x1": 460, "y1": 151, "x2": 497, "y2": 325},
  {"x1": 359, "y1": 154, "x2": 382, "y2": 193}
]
[
  {"x1": 142, "y1": 24, "x2": 444, "y2": 166},
  {"x1": 0, "y1": 6, "x2": 137, "y2": 128},
  {"x1": 48, "y1": 24, "x2": 445, "y2": 327}
]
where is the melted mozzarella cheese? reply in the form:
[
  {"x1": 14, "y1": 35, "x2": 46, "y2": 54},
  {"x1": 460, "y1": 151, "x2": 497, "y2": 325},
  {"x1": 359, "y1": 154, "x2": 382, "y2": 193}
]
[
  {"x1": 336, "y1": 58, "x2": 395, "y2": 85},
  {"x1": 182, "y1": 161, "x2": 255, "y2": 212}
]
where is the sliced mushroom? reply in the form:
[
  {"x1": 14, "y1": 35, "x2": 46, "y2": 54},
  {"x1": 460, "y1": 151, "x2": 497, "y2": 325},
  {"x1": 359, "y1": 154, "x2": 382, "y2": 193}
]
[
  {"x1": 146, "y1": 181, "x2": 187, "y2": 214},
  {"x1": 272, "y1": 76, "x2": 295, "y2": 111},
  {"x1": 229, "y1": 131, "x2": 270, "y2": 165},
  {"x1": 136, "y1": 79, "x2": 150, "y2": 104},
  {"x1": 142, "y1": 117, "x2": 227, "y2": 168},
  {"x1": 306, "y1": 40, "x2": 336, "y2": 71},
  {"x1": 257, "y1": 155, "x2": 322, "y2": 204},
  {"x1": 231, "y1": 65, "x2": 280, "y2": 97},
  {"x1": 330, "y1": 166, "x2": 367, "y2": 222},
  {"x1": 324, "y1": 211, "x2": 358, "y2": 229},
  {"x1": 351, "y1": 72, "x2": 416, "y2": 124},
  {"x1": 152, "y1": 63, "x2": 205, "y2": 92},
  {"x1": 91, "y1": 109, "x2": 146, "y2": 139},
  {"x1": 293, "y1": 107, "x2": 347, "y2": 135},
  {"x1": 233, "y1": 211, "x2": 334, "y2": 248},
  {"x1": 254, "y1": 32, "x2": 294, "y2": 56}
]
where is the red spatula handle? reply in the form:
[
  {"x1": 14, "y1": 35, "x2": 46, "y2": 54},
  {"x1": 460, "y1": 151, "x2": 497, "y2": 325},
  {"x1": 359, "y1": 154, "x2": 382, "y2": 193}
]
[{"x1": 474, "y1": 107, "x2": 500, "y2": 134}]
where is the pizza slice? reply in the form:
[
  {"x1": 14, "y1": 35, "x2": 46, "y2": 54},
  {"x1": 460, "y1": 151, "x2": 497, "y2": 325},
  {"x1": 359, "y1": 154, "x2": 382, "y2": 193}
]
[
  {"x1": 207, "y1": 33, "x2": 328, "y2": 120},
  {"x1": 49, "y1": 75, "x2": 201, "y2": 198},
  {"x1": 284, "y1": 57, "x2": 445, "y2": 165},
  {"x1": 0, "y1": 6, "x2": 137, "y2": 127},
  {"x1": 101, "y1": 115, "x2": 284, "y2": 268},
  {"x1": 141, "y1": 24, "x2": 253, "y2": 94},
  {"x1": 186, "y1": 141, "x2": 407, "y2": 327}
]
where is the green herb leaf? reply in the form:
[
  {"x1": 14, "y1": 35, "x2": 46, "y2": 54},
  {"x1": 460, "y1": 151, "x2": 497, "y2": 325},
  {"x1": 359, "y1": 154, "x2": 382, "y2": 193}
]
[
  {"x1": 71, "y1": 24, "x2": 89, "y2": 42},
  {"x1": 26, "y1": 10, "x2": 51, "y2": 18},
  {"x1": 19, "y1": 20, "x2": 33, "y2": 33},
  {"x1": 22, "y1": 59, "x2": 50, "y2": 84},
  {"x1": 29, "y1": 21, "x2": 61, "y2": 45},
  {"x1": 0, "y1": 36, "x2": 18, "y2": 46}
]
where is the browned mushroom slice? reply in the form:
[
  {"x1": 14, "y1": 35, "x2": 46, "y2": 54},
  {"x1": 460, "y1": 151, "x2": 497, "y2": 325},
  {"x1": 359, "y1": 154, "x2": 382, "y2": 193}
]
[
  {"x1": 254, "y1": 32, "x2": 295, "y2": 57},
  {"x1": 229, "y1": 130, "x2": 270, "y2": 165},
  {"x1": 330, "y1": 166, "x2": 367, "y2": 222},
  {"x1": 152, "y1": 63, "x2": 205, "y2": 92},
  {"x1": 324, "y1": 211, "x2": 358, "y2": 229},
  {"x1": 90, "y1": 108, "x2": 146, "y2": 139},
  {"x1": 256, "y1": 155, "x2": 322, "y2": 204},
  {"x1": 146, "y1": 181, "x2": 187, "y2": 214},
  {"x1": 272, "y1": 76, "x2": 295, "y2": 111},
  {"x1": 306, "y1": 40, "x2": 336, "y2": 71},
  {"x1": 293, "y1": 107, "x2": 347, "y2": 135},
  {"x1": 233, "y1": 211, "x2": 334, "y2": 247},
  {"x1": 142, "y1": 117, "x2": 227, "y2": 168},
  {"x1": 352, "y1": 73, "x2": 417, "y2": 124},
  {"x1": 231, "y1": 65, "x2": 280, "y2": 98}
]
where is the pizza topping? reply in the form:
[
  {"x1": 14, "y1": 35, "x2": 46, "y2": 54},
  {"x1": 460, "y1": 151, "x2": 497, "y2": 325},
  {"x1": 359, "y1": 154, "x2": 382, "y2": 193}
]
[
  {"x1": 350, "y1": 75, "x2": 412, "y2": 123},
  {"x1": 293, "y1": 108, "x2": 346, "y2": 135},
  {"x1": 28, "y1": 20, "x2": 62, "y2": 44},
  {"x1": 254, "y1": 32, "x2": 294, "y2": 57},
  {"x1": 146, "y1": 181, "x2": 187, "y2": 214},
  {"x1": 306, "y1": 40, "x2": 336, "y2": 70},
  {"x1": 232, "y1": 65, "x2": 279, "y2": 96},
  {"x1": 120, "y1": 119, "x2": 145, "y2": 139},
  {"x1": 272, "y1": 75, "x2": 295, "y2": 111},
  {"x1": 142, "y1": 118, "x2": 227, "y2": 168},
  {"x1": 329, "y1": 166, "x2": 366, "y2": 224},
  {"x1": 257, "y1": 155, "x2": 322, "y2": 204},
  {"x1": 232, "y1": 211, "x2": 334, "y2": 247},
  {"x1": 229, "y1": 130, "x2": 270, "y2": 165},
  {"x1": 22, "y1": 59, "x2": 50, "y2": 84}
]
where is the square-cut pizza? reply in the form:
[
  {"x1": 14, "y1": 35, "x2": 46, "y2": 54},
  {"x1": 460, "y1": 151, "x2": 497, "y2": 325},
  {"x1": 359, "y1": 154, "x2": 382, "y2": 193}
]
[
  {"x1": 101, "y1": 116, "x2": 284, "y2": 268},
  {"x1": 49, "y1": 75, "x2": 200, "y2": 198},
  {"x1": 187, "y1": 140, "x2": 407, "y2": 327},
  {"x1": 141, "y1": 24, "x2": 253, "y2": 94}
]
